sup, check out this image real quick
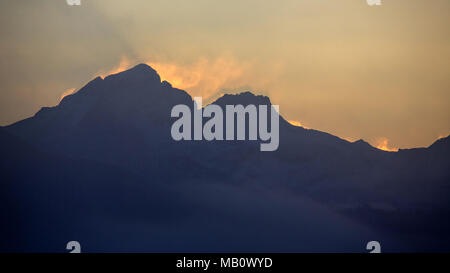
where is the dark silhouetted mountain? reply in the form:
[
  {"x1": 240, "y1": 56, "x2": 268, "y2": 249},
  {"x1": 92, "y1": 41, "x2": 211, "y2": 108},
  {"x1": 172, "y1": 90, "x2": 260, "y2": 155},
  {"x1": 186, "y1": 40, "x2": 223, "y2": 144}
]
[
  {"x1": 214, "y1": 92, "x2": 272, "y2": 107},
  {"x1": 1, "y1": 64, "x2": 449, "y2": 252}
]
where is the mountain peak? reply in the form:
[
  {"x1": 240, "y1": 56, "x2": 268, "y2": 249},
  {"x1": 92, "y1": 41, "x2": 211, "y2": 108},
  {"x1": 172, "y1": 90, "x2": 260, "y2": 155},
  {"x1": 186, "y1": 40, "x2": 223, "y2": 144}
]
[
  {"x1": 104, "y1": 63, "x2": 161, "y2": 84},
  {"x1": 352, "y1": 139, "x2": 376, "y2": 150},
  {"x1": 129, "y1": 63, "x2": 156, "y2": 73},
  {"x1": 353, "y1": 139, "x2": 369, "y2": 145},
  {"x1": 212, "y1": 91, "x2": 272, "y2": 106}
]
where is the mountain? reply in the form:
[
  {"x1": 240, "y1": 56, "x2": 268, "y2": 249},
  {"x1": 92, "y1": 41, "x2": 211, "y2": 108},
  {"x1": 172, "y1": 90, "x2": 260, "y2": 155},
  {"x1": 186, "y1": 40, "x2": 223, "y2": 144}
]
[{"x1": 1, "y1": 64, "x2": 449, "y2": 252}]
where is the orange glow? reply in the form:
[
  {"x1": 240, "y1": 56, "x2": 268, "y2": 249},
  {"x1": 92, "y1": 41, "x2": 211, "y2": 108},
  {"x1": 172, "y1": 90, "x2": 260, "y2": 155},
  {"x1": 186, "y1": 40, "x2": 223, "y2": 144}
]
[
  {"x1": 59, "y1": 88, "x2": 76, "y2": 102},
  {"x1": 91, "y1": 56, "x2": 253, "y2": 102},
  {"x1": 146, "y1": 57, "x2": 250, "y2": 100},
  {"x1": 95, "y1": 56, "x2": 133, "y2": 79},
  {"x1": 146, "y1": 61, "x2": 202, "y2": 90},
  {"x1": 91, "y1": 56, "x2": 283, "y2": 105},
  {"x1": 375, "y1": 138, "x2": 398, "y2": 152},
  {"x1": 342, "y1": 136, "x2": 357, "y2": 142},
  {"x1": 287, "y1": 120, "x2": 308, "y2": 129}
]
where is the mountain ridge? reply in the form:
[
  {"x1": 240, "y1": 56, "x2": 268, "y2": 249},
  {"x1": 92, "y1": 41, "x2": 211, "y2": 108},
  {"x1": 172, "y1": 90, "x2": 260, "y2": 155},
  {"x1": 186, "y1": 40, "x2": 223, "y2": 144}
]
[
  {"x1": 4, "y1": 63, "x2": 447, "y2": 151},
  {"x1": 1, "y1": 63, "x2": 449, "y2": 252}
]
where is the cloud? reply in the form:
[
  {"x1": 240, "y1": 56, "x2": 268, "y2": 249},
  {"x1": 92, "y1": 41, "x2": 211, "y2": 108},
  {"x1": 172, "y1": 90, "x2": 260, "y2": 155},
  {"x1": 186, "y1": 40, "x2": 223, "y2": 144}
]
[
  {"x1": 88, "y1": 55, "x2": 264, "y2": 104},
  {"x1": 89, "y1": 55, "x2": 284, "y2": 106},
  {"x1": 146, "y1": 56, "x2": 253, "y2": 101},
  {"x1": 375, "y1": 138, "x2": 398, "y2": 152},
  {"x1": 95, "y1": 56, "x2": 133, "y2": 79}
]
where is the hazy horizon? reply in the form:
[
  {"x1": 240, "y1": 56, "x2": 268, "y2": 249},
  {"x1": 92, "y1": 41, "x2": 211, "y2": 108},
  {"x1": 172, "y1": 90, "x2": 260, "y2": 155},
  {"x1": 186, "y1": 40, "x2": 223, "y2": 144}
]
[{"x1": 0, "y1": 0, "x2": 449, "y2": 150}]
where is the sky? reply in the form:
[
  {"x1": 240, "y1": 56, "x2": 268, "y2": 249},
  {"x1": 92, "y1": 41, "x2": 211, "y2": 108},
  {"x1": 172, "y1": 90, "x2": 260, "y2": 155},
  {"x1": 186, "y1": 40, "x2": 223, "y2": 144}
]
[{"x1": 0, "y1": 0, "x2": 449, "y2": 150}]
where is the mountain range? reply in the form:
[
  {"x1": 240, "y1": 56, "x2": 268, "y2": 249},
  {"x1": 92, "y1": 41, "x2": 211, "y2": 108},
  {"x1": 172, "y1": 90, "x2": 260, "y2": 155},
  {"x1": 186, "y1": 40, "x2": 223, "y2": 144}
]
[{"x1": 1, "y1": 64, "x2": 449, "y2": 252}]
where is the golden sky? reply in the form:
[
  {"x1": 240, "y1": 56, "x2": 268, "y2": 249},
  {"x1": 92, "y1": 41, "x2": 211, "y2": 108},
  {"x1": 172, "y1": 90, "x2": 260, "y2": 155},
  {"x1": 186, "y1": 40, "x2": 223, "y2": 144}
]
[{"x1": 0, "y1": 0, "x2": 449, "y2": 150}]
